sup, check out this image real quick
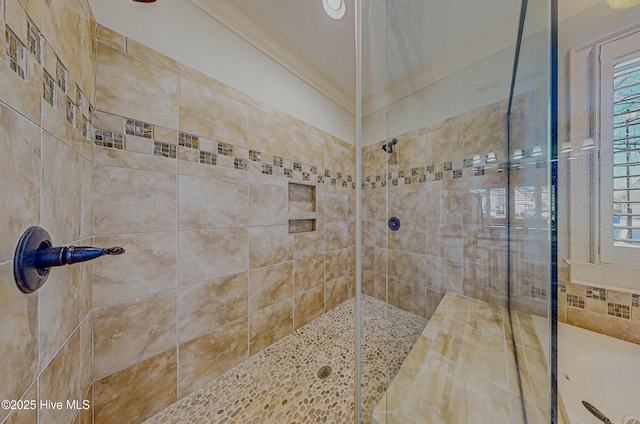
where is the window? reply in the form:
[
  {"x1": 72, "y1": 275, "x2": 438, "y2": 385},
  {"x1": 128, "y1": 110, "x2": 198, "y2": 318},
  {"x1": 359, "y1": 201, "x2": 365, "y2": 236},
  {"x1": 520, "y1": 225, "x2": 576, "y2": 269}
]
[{"x1": 599, "y1": 30, "x2": 640, "y2": 267}]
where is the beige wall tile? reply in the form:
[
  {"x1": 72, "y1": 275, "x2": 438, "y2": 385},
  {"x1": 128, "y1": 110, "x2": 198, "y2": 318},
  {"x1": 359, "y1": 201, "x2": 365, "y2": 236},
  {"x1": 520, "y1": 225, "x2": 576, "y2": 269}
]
[
  {"x1": 178, "y1": 228, "x2": 248, "y2": 286},
  {"x1": 39, "y1": 330, "x2": 80, "y2": 424},
  {"x1": 126, "y1": 37, "x2": 181, "y2": 74},
  {"x1": 94, "y1": 111, "x2": 123, "y2": 133},
  {"x1": 6, "y1": 0, "x2": 28, "y2": 44},
  {"x1": 93, "y1": 166, "x2": 177, "y2": 235},
  {"x1": 325, "y1": 274, "x2": 350, "y2": 311},
  {"x1": 42, "y1": 0, "x2": 84, "y2": 82},
  {"x1": 178, "y1": 317, "x2": 248, "y2": 397},
  {"x1": 397, "y1": 252, "x2": 427, "y2": 286},
  {"x1": 96, "y1": 43, "x2": 178, "y2": 128},
  {"x1": 93, "y1": 232, "x2": 177, "y2": 306},
  {"x1": 4, "y1": 383, "x2": 37, "y2": 424},
  {"x1": 0, "y1": 264, "x2": 37, "y2": 423},
  {"x1": 294, "y1": 285, "x2": 324, "y2": 329},
  {"x1": 178, "y1": 175, "x2": 248, "y2": 230},
  {"x1": 324, "y1": 193, "x2": 348, "y2": 222},
  {"x1": 178, "y1": 273, "x2": 248, "y2": 344},
  {"x1": 566, "y1": 307, "x2": 640, "y2": 344},
  {"x1": 93, "y1": 349, "x2": 177, "y2": 424},
  {"x1": 42, "y1": 101, "x2": 86, "y2": 154},
  {"x1": 39, "y1": 262, "x2": 80, "y2": 371},
  {"x1": 178, "y1": 159, "x2": 248, "y2": 181},
  {"x1": 97, "y1": 25, "x2": 125, "y2": 51},
  {"x1": 95, "y1": 147, "x2": 176, "y2": 174},
  {"x1": 325, "y1": 222, "x2": 350, "y2": 251},
  {"x1": 249, "y1": 108, "x2": 294, "y2": 159},
  {"x1": 249, "y1": 262, "x2": 293, "y2": 313},
  {"x1": 93, "y1": 291, "x2": 177, "y2": 379},
  {"x1": 0, "y1": 104, "x2": 40, "y2": 262},
  {"x1": 249, "y1": 299, "x2": 293, "y2": 355},
  {"x1": 294, "y1": 254, "x2": 324, "y2": 293},
  {"x1": 325, "y1": 248, "x2": 350, "y2": 282},
  {"x1": 293, "y1": 226, "x2": 325, "y2": 259},
  {"x1": 249, "y1": 184, "x2": 288, "y2": 226},
  {"x1": 179, "y1": 78, "x2": 248, "y2": 146},
  {"x1": 80, "y1": 157, "x2": 93, "y2": 239},
  {"x1": 79, "y1": 315, "x2": 92, "y2": 397},
  {"x1": 41, "y1": 133, "x2": 82, "y2": 245},
  {"x1": 249, "y1": 225, "x2": 293, "y2": 269},
  {"x1": 80, "y1": 14, "x2": 96, "y2": 102}
]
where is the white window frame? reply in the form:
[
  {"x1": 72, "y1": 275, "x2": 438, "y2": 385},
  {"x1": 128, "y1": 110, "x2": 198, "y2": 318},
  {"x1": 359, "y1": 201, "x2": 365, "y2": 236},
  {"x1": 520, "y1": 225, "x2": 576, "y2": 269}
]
[{"x1": 598, "y1": 29, "x2": 640, "y2": 267}]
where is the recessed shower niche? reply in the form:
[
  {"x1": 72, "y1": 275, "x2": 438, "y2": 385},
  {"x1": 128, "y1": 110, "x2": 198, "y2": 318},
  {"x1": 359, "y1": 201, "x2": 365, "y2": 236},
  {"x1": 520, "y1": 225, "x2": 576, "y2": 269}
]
[{"x1": 288, "y1": 182, "x2": 316, "y2": 233}]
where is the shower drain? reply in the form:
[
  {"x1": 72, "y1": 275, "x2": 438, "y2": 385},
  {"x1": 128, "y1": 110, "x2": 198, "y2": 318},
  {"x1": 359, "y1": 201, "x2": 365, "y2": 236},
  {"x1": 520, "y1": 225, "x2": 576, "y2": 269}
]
[{"x1": 317, "y1": 366, "x2": 332, "y2": 379}]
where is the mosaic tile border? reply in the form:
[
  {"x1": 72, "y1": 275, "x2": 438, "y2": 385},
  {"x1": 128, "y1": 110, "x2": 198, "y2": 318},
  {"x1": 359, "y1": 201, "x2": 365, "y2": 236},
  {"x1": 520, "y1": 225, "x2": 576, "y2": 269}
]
[
  {"x1": 93, "y1": 115, "x2": 356, "y2": 190},
  {"x1": 3, "y1": 13, "x2": 95, "y2": 144},
  {"x1": 562, "y1": 279, "x2": 640, "y2": 322}
]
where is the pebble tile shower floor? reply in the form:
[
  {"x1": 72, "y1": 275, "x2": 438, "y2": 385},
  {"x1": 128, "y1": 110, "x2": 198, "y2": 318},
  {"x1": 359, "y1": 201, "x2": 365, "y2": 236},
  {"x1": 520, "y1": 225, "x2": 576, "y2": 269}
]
[{"x1": 144, "y1": 295, "x2": 427, "y2": 423}]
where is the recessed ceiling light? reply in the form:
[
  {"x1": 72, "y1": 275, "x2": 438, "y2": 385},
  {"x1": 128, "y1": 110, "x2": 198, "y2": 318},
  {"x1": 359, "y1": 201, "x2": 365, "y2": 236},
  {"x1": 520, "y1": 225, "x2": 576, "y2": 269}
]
[{"x1": 323, "y1": 0, "x2": 345, "y2": 20}]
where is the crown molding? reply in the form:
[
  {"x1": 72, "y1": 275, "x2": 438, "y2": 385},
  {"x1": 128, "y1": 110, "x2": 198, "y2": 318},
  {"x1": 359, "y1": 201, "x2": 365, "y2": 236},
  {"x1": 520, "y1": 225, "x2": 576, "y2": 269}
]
[{"x1": 190, "y1": 0, "x2": 355, "y2": 114}]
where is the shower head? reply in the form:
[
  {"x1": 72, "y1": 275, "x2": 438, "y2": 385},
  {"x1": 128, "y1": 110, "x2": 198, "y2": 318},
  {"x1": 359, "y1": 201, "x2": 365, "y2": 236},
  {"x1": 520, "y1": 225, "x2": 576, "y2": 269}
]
[{"x1": 382, "y1": 139, "x2": 398, "y2": 154}]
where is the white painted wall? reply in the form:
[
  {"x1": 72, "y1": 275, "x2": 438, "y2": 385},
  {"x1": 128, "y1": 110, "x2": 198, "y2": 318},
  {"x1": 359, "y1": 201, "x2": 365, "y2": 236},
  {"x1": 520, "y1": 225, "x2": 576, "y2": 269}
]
[{"x1": 88, "y1": 0, "x2": 355, "y2": 144}]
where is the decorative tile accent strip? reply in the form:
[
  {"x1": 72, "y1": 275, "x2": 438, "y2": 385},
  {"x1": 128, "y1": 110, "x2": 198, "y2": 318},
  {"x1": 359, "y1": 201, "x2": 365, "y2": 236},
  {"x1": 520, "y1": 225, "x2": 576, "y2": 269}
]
[
  {"x1": 126, "y1": 119, "x2": 153, "y2": 139},
  {"x1": 474, "y1": 167, "x2": 485, "y2": 177},
  {"x1": 398, "y1": 171, "x2": 405, "y2": 178},
  {"x1": 453, "y1": 169, "x2": 463, "y2": 179},
  {"x1": 153, "y1": 141, "x2": 176, "y2": 158},
  {"x1": 65, "y1": 97, "x2": 75, "y2": 125},
  {"x1": 94, "y1": 129, "x2": 124, "y2": 150},
  {"x1": 586, "y1": 286, "x2": 607, "y2": 301},
  {"x1": 26, "y1": 19, "x2": 42, "y2": 64},
  {"x1": 463, "y1": 158, "x2": 474, "y2": 168},
  {"x1": 348, "y1": 175, "x2": 353, "y2": 182},
  {"x1": 294, "y1": 162, "x2": 302, "y2": 172},
  {"x1": 303, "y1": 172, "x2": 310, "y2": 181},
  {"x1": 633, "y1": 294, "x2": 639, "y2": 307},
  {"x1": 325, "y1": 170, "x2": 331, "y2": 178},
  {"x1": 284, "y1": 168, "x2": 293, "y2": 178},
  {"x1": 56, "y1": 58, "x2": 68, "y2": 93},
  {"x1": 273, "y1": 156, "x2": 284, "y2": 167},
  {"x1": 233, "y1": 158, "x2": 247, "y2": 171},
  {"x1": 199, "y1": 150, "x2": 216, "y2": 166},
  {"x1": 261, "y1": 164, "x2": 273, "y2": 175},
  {"x1": 443, "y1": 162, "x2": 453, "y2": 171},
  {"x1": 5, "y1": 28, "x2": 27, "y2": 80},
  {"x1": 178, "y1": 132, "x2": 199, "y2": 149},
  {"x1": 404, "y1": 177, "x2": 411, "y2": 184},
  {"x1": 607, "y1": 302, "x2": 630, "y2": 319},
  {"x1": 435, "y1": 172, "x2": 443, "y2": 181},
  {"x1": 318, "y1": 176, "x2": 324, "y2": 184},
  {"x1": 311, "y1": 166, "x2": 317, "y2": 175},
  {"x1": 566, "y1": 294, "x2": 585, "y2": 309},
  {"x1": 530, "y1": 287, "x2": 547, "y2": 300},
  {"x1": 426, "y1": 165, "x2": 434, "y2": 174},
  {"x1": 217, "y1": 142, "x2": 233, "y2": 157},
  {"x1": 43, "y1": 71, "x2": 56, "y2": 106},
  {"x1": 249, "y1": 150, "x2": 261, "y2": 162}
]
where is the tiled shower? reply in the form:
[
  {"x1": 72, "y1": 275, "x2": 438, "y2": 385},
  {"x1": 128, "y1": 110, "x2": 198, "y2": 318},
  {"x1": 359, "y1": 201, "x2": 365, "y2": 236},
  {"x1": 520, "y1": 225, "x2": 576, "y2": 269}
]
[{"x1": 3, "y1": 0, "x2": 640, "y2": 423}]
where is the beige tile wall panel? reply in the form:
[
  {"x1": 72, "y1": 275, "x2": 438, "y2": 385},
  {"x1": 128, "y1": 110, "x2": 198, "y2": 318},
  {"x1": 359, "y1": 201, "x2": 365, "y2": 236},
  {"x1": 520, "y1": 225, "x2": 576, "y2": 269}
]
[
  {"x1": 179, "y1": 78, "x2": 248, "y2": 147},
  {"x1": 293, "y1": 285, "x2": 325, "y2": 329},
  {"x1": 324, "y1": 192, "x2": 349, "y2": 222},
  {"x1": 79, "y1": 314, "x2": 92, "y2": 397},
  {"x1": 0, "y1": 264, "x2": 38, "y2": 423},
  {"x1": 38, "y1": 261, "x2": 80, "y2": 371},
  {"x1": 293, "y1": 225, "x2": 325, "y2": 259},
  {"x1": 80, "y1": 14, "x2": 97, "y2": 101},
  {"x1": 95, "y1": 147, "x2": 176, "y2": 174},
  {"x1": 178, "y1": 317, "x2": 248, "y2": 397},
  {"x1": 42, "y1": 101, "x2": 87, "y2": 156},
  {"x1": 17, "y1": 0, "x2": 42, "y2": 29},
  {"x1": 293, "y1": 254, "x2": 324, "y2": 293},
  {"x1": 96, "y1": 43, "x2": 178, "y2": 128},
  {"x1": 249, "y1": 299, "x2": 293, "y2": 355},
  {"x1": 79, "y1": 252, "x2": 93, "y2": 319},
  {"x1": 0, "y1": 104, "x2": 40, "y2": 262},
  {"x1": 177, "y1": 158, "x2": 248, "y2": 181},
  {"x1": 178, "y1": 227, "x2": 248, "y2": 286},
  {"x1": 178, "y1": 272, "x2": 248, "y2": 344},
  {"x1": 41, "y1": 133, "x2": 82, "y2": 245},
  {"x1": 178, "y1": 175, "x2": 248, "y2": 230},
  {"x1": 325, "y1": 222, "x2": 350, "y2": 251},
  {"x1": 93, "y1": 349, "x2": 177, "y2": 424},
  {"x1": 39, "y1": 330, "x2": 81, "y2": 424},
  {"x1": 93, "y1": 232, "x2": 177, "y2": 306},
  {"x1": 93, "y1": 291, "x2": 177, "y2": 379},
  {"x1": 42, "y1": 0, "x2": 84, "y2": 83},
  {"x1": 324, "y1": 139, "x2": 352, "y2": 177},
  {"x1": 3, "y1": 383, "x2": 37, "y2": 424},
  {"x1": 249, "y1": 262, "x2": 293, "y2": 313},
  {"x1": 80, "y1": 157, "x2": 93, "y2": 239},
  {"x1": 93, "y1": 166, "x2": 177, "y2": 235},
  {"x1": 325, "y1": 248, "x2": 350, "y2": 283},
  {"x1": 5, "y1": 0, "x2": 28, "y2": 44},
  {"x1": 97, "y1": 24, "x2": 125, "y2": 51},
  {"x1": 126, "y1": 37, "x2": 181, "y2": 75},
  {"x1": 249, "y1": 225, "x2": 293, "y2": 269},
  {"x1": 94, "y1": 111, "x2": 123, "y2": 133},
  {"x1": 249, "y1": 108, "x2": 295, "y2": 160},
  {"x1": 248, "y1": 183, "x2": 288, "y2": 226},
  {"x1": 325, "y1": 274, "x2": 350, "y2": 311}
]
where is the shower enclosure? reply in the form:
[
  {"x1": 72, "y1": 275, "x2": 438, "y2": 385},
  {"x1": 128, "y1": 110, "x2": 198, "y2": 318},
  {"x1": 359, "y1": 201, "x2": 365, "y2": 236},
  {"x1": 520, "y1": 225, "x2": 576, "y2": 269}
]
[{"x1": 356, "y1": 0, "x2": 555, "y2": 422}]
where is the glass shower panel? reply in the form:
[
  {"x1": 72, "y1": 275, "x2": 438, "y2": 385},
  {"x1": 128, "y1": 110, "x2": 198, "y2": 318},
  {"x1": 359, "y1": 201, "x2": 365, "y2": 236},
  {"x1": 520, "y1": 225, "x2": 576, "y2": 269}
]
[
  {"x1": 360, "y1": 0, "x2": 554, "y2": 422},
  {"x1": 508, "y1": 0, "x2": 554, "y2": 422}
]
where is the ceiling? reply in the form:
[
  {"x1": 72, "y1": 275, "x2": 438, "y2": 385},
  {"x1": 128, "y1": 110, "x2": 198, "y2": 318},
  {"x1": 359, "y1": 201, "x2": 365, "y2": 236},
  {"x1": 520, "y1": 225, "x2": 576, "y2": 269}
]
[{"x1": 191, "y1": 0, "x2": 602, "y2": 115}]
